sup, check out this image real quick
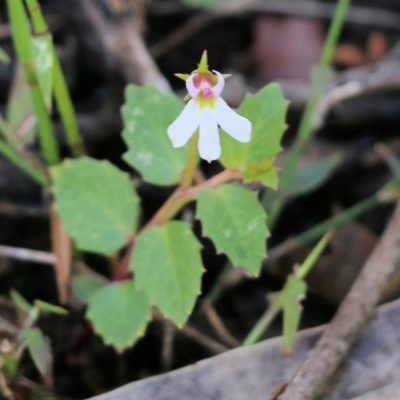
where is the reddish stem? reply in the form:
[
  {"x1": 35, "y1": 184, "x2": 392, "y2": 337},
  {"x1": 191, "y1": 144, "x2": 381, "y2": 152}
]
[
  {"x1": 113, "y1": 169, "x2": 243, "y2": 280},
  {"x1": 112, "y1": 236, "x2": 135, "y2": 281}
]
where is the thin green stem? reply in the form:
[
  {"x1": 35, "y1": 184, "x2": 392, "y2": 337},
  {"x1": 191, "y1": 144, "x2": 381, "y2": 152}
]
[
  {"x1": 0, "y1": 139, "x2": 49, "y2": 186},
  {"x1": 180, "y1": 132, "x2": 199, "y2": 188},
  {"x1": 266, "y1": 0, "x2": 351, "y2": 228},
  {"x1": 269, "y1": 192, "x2": 382, "y2": 262},
  {"x1": 214, "y1": 186, "x2": 384, "y2": 347},
  {"x1": 7, "y1": 0, "x2": 60, "y2": 166},
  {"x1": 28, "y1": 73, "x2": 60, "y2": 165},
  {"x1": 243, "y1": 230, "x2": 332, "y2": 346},
  {"x1": 52, "y1": 51, "x2": 86, "y2": 156},
  {"x1": 23, "y1": 0, "x2": 86, "y2": 157},
  {"x1": 24, "y1": 0, "x2": 47, "y2": 33},
  {"x1": 320, "y1": 0, "x2": 351, "y2": 67},
  {"x1": 295, "y1": 195, "x2": 378, "y2": 246},
  {"x1": 295, "y1": 230, "x2": 332, "y2": 280},
  {"x1": 295, "y1": 0, "x2": 350, "y2": 148},
  {"x1": 242, "y1": 293, "x2": 284, "y2": 346}
]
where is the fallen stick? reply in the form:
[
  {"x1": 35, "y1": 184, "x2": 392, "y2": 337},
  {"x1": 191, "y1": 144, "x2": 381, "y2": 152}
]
[
  {"x1": 0, "y1": 245, "x2": 55, "y2": 265},
  {"x1": 279, "y1": 199, "x2": 400, "y2": 400}
]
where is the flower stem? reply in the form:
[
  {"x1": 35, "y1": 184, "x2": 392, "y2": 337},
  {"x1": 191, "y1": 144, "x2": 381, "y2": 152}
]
[
  {"x1": 180, "y1": 131, "x2": 199, "y2": 188},
  {"x1": 141, "y1": 169, "x2": 242, "y2": 231},
  {"x1": 122, "y1": 169, "x2": 242, "y2": 283}
]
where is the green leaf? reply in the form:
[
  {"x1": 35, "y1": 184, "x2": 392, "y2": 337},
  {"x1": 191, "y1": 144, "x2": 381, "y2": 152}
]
[
  {"x1": 86, "y1": 281, "x2": 151, "y2": 350},
  {"x1": 31, "y1": 35, "x2": 53, "y2": 109},
  {"x1": 25, "y1": 328, "x2": 51, "y2": 377},
  {"x1": 52, "y1": 157, "x2": 139, "y2": 255},
  {"x1": 7, "y1": 64, "x2": 36, "y2": 143},
  {"x1": 197, "y1": 183, "x2": 269, "y2": 274},
  {"x1": 2, "y1": 352, "x2": 18, "y2": 381},
  {"x1": 122, "y1": 85, "x2": 188, "y2": 186},
  {"x1": 0, "y1": 46, "x2": 10, "y2": 63},
  {"x1": 10, "y1": 289, "x2": 32, "y2": 313},
  {"x1": 243, "y1": 158, "x2": 278, "y2": 189},
  {"x1": 281, "y1": 154, "x2": 341, "y2": 197},
  {"x1": 220, "y1": 84, "x2": 288, "y2": 188},
  {"x1": 130, "y1": 221, "x2": 203, "y2": 326},
  {"x1": 72, "y1": 275, "x2": 106, "y2": 303},
  {"x1": 283, "y1": 275, "x2": 306, "y2": 354},
  {"x1": 34, "y1": 300, "x2": 68, "y2": 315}
]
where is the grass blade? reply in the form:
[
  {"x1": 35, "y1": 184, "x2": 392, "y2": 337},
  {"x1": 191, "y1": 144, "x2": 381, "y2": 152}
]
[
  {"x1": 25, "y1": 0, "x2": 86, "y2": 156},
  {"x1": 7, "y1": 0, "x2": 60, "y2": 166}
]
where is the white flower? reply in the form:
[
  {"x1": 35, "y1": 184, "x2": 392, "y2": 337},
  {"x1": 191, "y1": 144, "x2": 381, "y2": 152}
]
[{"x1": 167, "y1": 71, "x2": 252, "y2": 163}]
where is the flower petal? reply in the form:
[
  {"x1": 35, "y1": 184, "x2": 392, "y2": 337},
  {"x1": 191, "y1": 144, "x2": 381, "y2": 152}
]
[
  {"x1": 198, "y1": 108, "x2": 221, "y2": 163},
  {"x1": 211, "y1": 71, "x2": 225, "y2": 97},
  {"x1": 167, "y1": 99, "x2": 200, "y2": 148},
  {"x1": 186, "y1": 74, "x2": 201, "y2": 99},
  {"x1": 216, "y1": 98, "x2": 251, "y2": 143}
]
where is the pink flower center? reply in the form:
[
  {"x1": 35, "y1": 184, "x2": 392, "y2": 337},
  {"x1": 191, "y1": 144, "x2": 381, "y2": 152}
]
[{"x1": 194, "y1": 73, "x2": 214, "y2": 98}]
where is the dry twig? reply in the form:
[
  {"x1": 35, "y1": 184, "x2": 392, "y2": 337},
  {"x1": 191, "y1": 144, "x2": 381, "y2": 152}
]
[
  {"x1": 161, "y1": 319, "x2": 175, "y2": 372},
  {"x1": 201, "y1": 299, "x2": 240, "y2": 348},
  {"x1": 181, "y1": 325, "x2": 229, "y2": 354},
  {"x1": 65, "y1": 0, "x2": 170, "y2": 92},
  {"x1": 0, "y1": 245, "x2": 55, "y2": 265},
  {"x1": 0, "y1": 203, "x2": 47, "y2": 217},
  {"x1": 279, "y1": 200, "x2": 400, "y2": 400}
]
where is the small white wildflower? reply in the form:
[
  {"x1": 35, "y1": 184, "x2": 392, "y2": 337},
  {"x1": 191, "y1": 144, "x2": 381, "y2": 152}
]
[{"x1": 167, "y1": 52, "x2": 251, "y2": 163}]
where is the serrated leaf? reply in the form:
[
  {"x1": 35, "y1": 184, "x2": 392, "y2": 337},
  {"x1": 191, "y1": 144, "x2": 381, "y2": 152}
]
[
  {"x1": 10, "y1": 289, "x2": 32, "y2": 313},
  {"x1": 24, "y1": 328, "x2": 51, "y2": 377},
  {"x1": 220, "y1": 84, "x2": 287, "y2": 188},
  {"x1": 122, "y1": 85, "x2": 188, "y2": 185},
  {"x1": 34, "y1": 300, "x2": 68, "y2": 315},
  {"x1": 72, "y1": 275, "x2": 106, "y2": 303},
  {"x1": 0, "y1": 46, "x2": 10, "y2": 63},
  {"x1": 52, "y1": 157, "x2": 139, "y2": 255},
  {"x1": 130, "y1": 221, "x2": 203, "y2": 326},
  {"x1": 243, "y1": 158, "x2": 278, "y2": 189},
  {"x1": 31, "y1": 35, "x2": 53, "y2": 110},
  {"x1": 86, "y1": 281, "x2": 151, "y2": 350},
  {"x1": 282, "y1": 154, "x2": 341, "y2": 197},
  {"x1": 197, "y1": 183, "x2": 269, "y2": 274},
  {"x1": 283, "y1": 275, "x2": 306, "y2": 354}
]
